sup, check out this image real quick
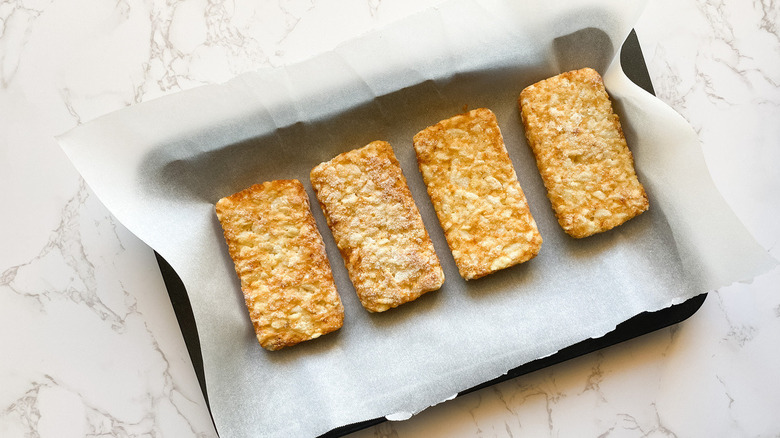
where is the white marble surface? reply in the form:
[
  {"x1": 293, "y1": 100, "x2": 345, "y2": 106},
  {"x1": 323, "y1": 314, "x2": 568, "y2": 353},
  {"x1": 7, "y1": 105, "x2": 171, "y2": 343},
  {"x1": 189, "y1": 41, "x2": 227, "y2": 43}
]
[{"x1": 1, "y1": 0, "x2": 777, "y2": 437}]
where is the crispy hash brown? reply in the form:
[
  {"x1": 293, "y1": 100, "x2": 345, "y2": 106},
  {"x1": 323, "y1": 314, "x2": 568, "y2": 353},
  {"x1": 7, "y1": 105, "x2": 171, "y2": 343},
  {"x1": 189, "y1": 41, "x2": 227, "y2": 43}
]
[
  {"x1": 413, "y1": 108, "x2": 543, "y2": 280},
  {"x1": 215, "y1": 179, "x2": 344, "y2": 350},
  {"x1": 519, "y1": 67, "x2": 649, "y2": 238},
  {"x1": 310, "y1": 141, "x2": 445, "y2": 312}
]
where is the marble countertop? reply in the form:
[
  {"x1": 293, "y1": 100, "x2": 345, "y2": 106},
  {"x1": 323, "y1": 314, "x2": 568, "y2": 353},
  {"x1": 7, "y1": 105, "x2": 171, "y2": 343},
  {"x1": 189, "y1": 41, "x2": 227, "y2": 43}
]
[{"x1": 1, "y1": 0, "x2": 778, "y2": 437}]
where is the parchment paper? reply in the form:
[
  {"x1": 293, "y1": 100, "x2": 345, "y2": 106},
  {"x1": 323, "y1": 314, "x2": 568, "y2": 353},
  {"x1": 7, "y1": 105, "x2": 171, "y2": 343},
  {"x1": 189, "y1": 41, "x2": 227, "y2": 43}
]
[{"x1": 57, "y1": 0, "x2": 777, "y2": 436}]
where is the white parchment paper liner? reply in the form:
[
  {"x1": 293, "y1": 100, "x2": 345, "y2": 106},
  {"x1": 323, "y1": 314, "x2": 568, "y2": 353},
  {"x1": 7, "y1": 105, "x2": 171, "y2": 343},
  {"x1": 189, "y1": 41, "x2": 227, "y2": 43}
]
[{"x1": 58, "y1": 0, "x2": 777, "y2": 436}]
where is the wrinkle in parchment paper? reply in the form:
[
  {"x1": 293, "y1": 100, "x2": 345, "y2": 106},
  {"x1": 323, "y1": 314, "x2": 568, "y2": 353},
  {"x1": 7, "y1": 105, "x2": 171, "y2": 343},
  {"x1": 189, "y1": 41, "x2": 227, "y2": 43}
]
[{"x1": 58, "y1": 0, "x2": 776, "y2": 436}]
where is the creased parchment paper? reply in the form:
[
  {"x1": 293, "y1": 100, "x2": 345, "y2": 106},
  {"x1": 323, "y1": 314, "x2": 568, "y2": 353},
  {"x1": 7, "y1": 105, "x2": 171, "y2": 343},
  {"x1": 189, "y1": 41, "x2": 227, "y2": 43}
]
[{"x1": 58, "y1": 0, "x2": 777, "y2": 436}]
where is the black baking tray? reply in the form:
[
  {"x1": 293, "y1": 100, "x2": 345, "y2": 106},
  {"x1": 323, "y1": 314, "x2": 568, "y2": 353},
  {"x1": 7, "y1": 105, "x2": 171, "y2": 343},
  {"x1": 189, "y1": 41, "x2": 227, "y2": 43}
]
[{"x1": 154, "y1": 29, "x2": 707, "y2": 437}]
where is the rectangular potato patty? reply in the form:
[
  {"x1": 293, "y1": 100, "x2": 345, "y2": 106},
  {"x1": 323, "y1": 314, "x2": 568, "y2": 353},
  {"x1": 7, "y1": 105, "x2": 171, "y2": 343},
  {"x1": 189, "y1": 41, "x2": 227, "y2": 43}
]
[
  {"x1": 310, "y1": 141, "x2": 445, "y2": 312},
  {"x1": 215, "y1": 179, "x2": 344, "y2": 351},
  {"x1": 413, "y1": 108, "x2": 543, "y2": 280},
  {"x1": 519, "y1": 67, "x2": 649, "y2": 238}
]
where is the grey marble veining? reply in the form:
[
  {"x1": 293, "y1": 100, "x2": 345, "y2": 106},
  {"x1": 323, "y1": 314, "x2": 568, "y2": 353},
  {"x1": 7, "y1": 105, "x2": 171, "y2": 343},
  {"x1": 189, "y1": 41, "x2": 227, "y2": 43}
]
[{"x1": 1, "y1": 0, "x2": 778, "y2": 436}]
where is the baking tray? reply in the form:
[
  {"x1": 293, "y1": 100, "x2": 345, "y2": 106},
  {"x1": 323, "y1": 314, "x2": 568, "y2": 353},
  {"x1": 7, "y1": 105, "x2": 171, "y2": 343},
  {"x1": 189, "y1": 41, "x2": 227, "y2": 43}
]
[{"x1": 154, "y1": 30, "x2": 708, "y2": 437}]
